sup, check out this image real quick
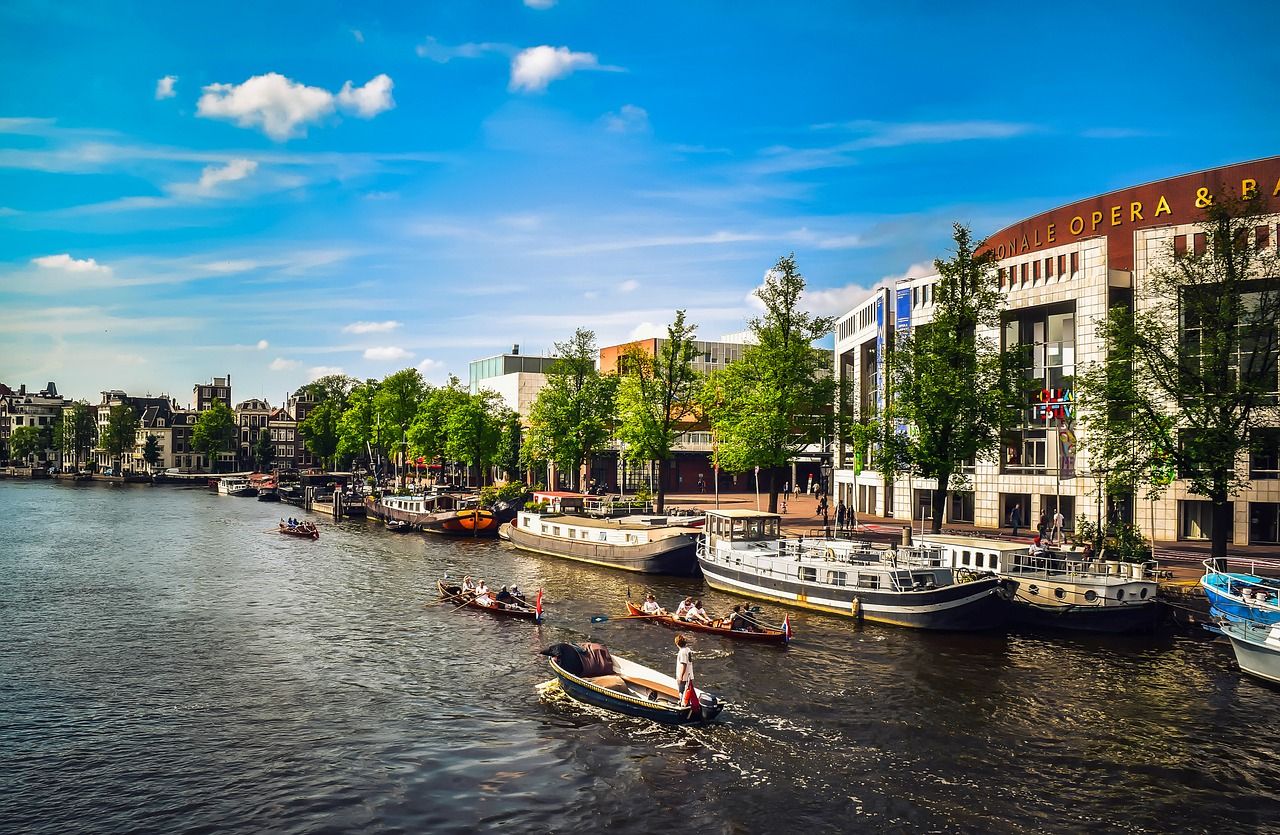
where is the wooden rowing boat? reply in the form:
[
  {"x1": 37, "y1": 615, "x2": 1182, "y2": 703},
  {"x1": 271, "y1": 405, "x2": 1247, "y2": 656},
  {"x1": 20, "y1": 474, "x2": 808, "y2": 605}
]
[
  {"x1": 278, "y1": 522, "x2": 319, "y2": 540},
  {"x1": 623, "y1": 601, "x2": 790, "y2": 644},
  {"x1": 541, "y1": 642, "x2": 724, "y2": 724},
  {"x1": 437, "y1": 580, "x2": 540, "y2": 621}
]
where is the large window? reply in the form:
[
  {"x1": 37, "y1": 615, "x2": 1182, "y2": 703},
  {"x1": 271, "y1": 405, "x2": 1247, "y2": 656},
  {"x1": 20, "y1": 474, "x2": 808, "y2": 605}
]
[
  {"x1": 1250, "y1": 503, "x2": 1280, "y2": 545},
  {"x1": 1002, "y1": 305, "x2": 1076, "y2": 474},
  {"x1": 1180, "y1": 280, "x2": 1280, "y2": 403},
  {"x1": 949, "y1": 491, "x2": 975, "y2": 524},
  {"x1": 1179, "y1": 500, "x2": 1234, "y2": 542},
  {"x1": 1251, "y1": 429, "x2": 1280, "y2": 479}
]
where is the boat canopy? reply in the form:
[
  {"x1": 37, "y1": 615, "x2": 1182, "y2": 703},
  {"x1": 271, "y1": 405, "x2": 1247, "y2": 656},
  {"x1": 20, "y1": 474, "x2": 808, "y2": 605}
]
[{"x1": 705, "y1": 510, "x2": 780, "y2": 542}]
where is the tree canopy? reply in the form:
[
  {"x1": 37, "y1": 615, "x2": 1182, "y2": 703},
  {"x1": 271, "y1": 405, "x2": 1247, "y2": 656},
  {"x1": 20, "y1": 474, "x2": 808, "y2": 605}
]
[
  {"x1": 9, "y1": 425, "x2": 42, "y2": 462},
  {"x1": 191, "y1": 400, "x2": 235, "y2": 472},
  {"x1": 443, "y1": 390, "x2": 506, "y2": 486},
  {"x1": 143, "y1": 434, "x2": 163, "y2": 471},
  {"x1": 526, "y1": 328, "x2": 618, "y2": 491},
  {"x1": 299, "y1": 399, "x2": 342, "y2": 470}
]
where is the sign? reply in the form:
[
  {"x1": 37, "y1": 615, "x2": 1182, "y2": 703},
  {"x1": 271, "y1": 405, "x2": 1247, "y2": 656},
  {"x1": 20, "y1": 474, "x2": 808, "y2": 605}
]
[
  {"x1": 1033, "y1": 388, "x2": 1075, "y2": 422},
  {"x1": 1058, "y1": 427, "x2": 1077, "y2": 479}
]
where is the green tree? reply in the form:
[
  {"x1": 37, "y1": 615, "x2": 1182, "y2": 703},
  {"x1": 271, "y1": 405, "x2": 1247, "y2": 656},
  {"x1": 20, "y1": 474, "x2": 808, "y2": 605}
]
[
  {"x1": 1080, "y1": 195, "x2": 1280, "y2": 561},
  {"x1": 142, "y1": 433, "x2": 162, "y2": 472},
  {"x1": 374, "y1": 368, "x2": 430, "y2": 487},
  {"x1": 615, "y1": 310, "x2": 701, "y2": 511},
  {"x1": 444, "y1": 390, "x2": 505, "y2": 486},
  {"x1": 700, "y1": 254, "x2": 835, "y2": 512},
  {"x1": 65, "y1": 402, "x2": 97, "y2": 468},
  {"x1": 526, "y1": 328, "x2": 618, "y2": 491},
  {"x1": 253, "y1": 428, "x2": 273, "y2": 472},
  {"x1": 887, "y1": 224, "x2": 1024, "y2": 533},
  {"x1": 9, "y1": 425, "x2": 41, "y2": 463},
  {"x1": 103, "y1": 403, "x2": 140, "y2": 473},
  {"x1": 409, "y1": 376, "x2": 470, "y2": 476},
  {"x1": 496, "y1": 409, "x2": 524, "y2": 483},
  {"x1": 191, "y1": 400, "x2": 236, "y2": 473},
  {"x1": 294, "y1": 374, "x2": 357, "y2": 407},
  {"x1": 299, "y1": 399, "x2": 342, "y2": 470},
  {"x1": 337, "y1": 379, "x2": 387, "y2": 471}
]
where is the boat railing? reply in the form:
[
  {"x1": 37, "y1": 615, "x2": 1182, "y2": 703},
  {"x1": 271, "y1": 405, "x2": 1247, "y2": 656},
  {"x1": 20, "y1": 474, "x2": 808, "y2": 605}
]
[
  {"x1": 1202, "y1": 557, "x2": 1280, "y2": 583},
  {"x1": 1011, "y1": 553, "x2": 1158, "y2": 582}
]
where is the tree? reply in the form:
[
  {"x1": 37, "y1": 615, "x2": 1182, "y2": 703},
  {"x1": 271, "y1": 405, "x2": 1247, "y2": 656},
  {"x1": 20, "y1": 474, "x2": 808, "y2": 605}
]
[
  {"x1": 887, "y1": 224, "x2": 1024, "y2": 533},
  {"x1": 526, "y1": 328, "x2": 618, "y2": 491},
  {"x1": 615, "y1": 310, "x2": 701, "y2": 511},
  {"x1": 191, "y1": 399, "x2": 236, "y2": 473},
  {"x1": 65, "y1": 402, "x2": 97, "y2": 468},
  {"x1": 700, "y1": 254, "x2": 835, "y2": 512},
  {"x1": 337, "y1": 379, "x2": 386, "y2": 472},
  {"x1": 9, "y1": 426, "x2": 41, "y2": 463},
  {"x1": 103, "y1": 403, "x2": 140, "y2": 473},
  {"x1": 374, "y1": 368, "x2": 430, "y2": 487},
  {"x1": 444, "y1": 390, "x2": 505, "y2": 486},
  {"x1": 253, "y1": 428, "x2": 273, "y2": 472},
  {"x1": 143, "y1": 434, "x2": 162, "y2": 472},
  {"x1": 1080, "y1": 194, "x2": 1280, "y2": 561},
  {"x1": 496, "y1": 409, "x2": 524, "y2": 483},
  {"x1": 409, "y1": 376, "x2": 469, "y2": 479},
  {"x1": 294, "y1": 374, "x2": 357, "y2": 407},
  {"x1": 299, "y1": 399, "x2": 342, "y2": 470}
]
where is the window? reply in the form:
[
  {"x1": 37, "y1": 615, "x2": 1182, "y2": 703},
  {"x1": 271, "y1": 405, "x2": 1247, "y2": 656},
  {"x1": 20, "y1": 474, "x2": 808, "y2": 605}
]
[
  {"x1": 856, "y1": 573, "x2": 879, "y2": 590},
  {"x1": 1058, "y1": 254, "x2": 1067, "y2": 275},
  {"x1": 1257, "y1": 225, "x2": 1270, "y2": 249},
  {"x1": 1020, "y1": 263, "x2": 1028, "y2": 283},
  {"x1": 598, "y1": 531, "x2": 608, "y2": 542},
  {"x1": 949, "y1": 491, "x2": 975, "y2": 524},
  {"x1": 568, "y1": 529, "x2": 576, "y2": 539},
  {"x1": 1250, "y1": 503, "x2": 1280, "y2": 545},
  {"x1": 1193, "y1": 232, "x2": 1207, "y2": 255},
  {"x1": 827, "y1": 570, "x2": 847, "y2": 586},
  {"x1": 1033, "y1": 260, "x2": 1041, "y2": 281},
  {"x1": 1070, "y1": 251, "x2": 1079, "y2": 274},
  {"x1": 1179, "y1": 500, "x2": 1233, "y2": 542},
  {"x1": 1174, "y1": 235, "x2": 1188, "y2": 257},
  {"x1": 1251, "y1": 429, "x2": 1280, "y2": 479},
  {"x1": 799, "y1": 566, "x2": 817, "y2": 583}
]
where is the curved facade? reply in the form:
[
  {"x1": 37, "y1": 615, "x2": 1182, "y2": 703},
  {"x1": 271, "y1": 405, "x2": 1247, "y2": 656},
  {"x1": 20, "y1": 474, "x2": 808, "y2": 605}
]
[{"x1": 833, "y1": 157, "x2": 1280, "y2": 547}]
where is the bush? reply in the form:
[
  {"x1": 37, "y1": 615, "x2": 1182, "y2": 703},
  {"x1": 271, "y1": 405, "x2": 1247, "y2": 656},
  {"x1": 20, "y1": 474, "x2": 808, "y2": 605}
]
[{"x1": 1070, "y1": 515, "x2": 1152, "y2": 562}]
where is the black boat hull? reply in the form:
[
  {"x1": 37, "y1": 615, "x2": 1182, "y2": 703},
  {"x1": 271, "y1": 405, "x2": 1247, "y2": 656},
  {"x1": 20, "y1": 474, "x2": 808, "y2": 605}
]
[
  {"x1": 1010, "y1": 599, "x2": 1159, "y2": 633},
  {"x1": 549, "y1": 660, "x2": 722, "y2": 725},
  {"x1": 503, "y1": 523, "x2": 699, "y2": 576}
]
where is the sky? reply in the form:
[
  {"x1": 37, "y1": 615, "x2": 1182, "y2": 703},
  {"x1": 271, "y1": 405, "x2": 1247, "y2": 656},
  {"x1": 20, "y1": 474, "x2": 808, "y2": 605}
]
[{"x1": 3, "y1": 0, "x2": 1280, "y2": 405}]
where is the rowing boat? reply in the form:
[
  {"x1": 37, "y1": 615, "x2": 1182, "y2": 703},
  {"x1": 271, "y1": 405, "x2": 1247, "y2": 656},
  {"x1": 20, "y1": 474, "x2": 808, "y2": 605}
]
[
  {"x1": 623, "y1": 601, "x2": 790, "y2": 644},
  {"x1": 278, "y1": 522, "x2": 319, "y2": 540},
  {"x1": 437, "y1": 580, "x2": 541, "y2": 621},
  {"x1": 541, "y1": 642, "x2": 724, "y2": 724}
]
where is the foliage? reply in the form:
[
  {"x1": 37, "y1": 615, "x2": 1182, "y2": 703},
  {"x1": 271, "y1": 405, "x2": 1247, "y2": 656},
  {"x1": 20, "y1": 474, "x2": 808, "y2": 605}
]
[
  {"x1": 526, "y1": 328, "x2": 618, "y2": 491},
  {"x1": 253, "y1": 428, "x2": 273, "y2": 471},
  {"x1": 65, "y1": 402, "x2": 97, "y2": 466},
  {"x1": 191, "y1": 400, "x2": 235, "y2": 472},
  {"x1": 9, "y1": 425, "x2": 42, "y2": 462},
  {"x1": 103, "y1": 403, "x2": 141, "y2": 471},
  {"x1": 1070, "y1": 516, "x2": 1152, "y2": 563},
  {"x1": 1078, "y1": 194, "x2": 1280, "y2": 559},
  {"x1": 615, "y1": 310, "x2": 701, "y2": 511},
  {"x1": 408, "y1": 377, "x2": 469, "y2": 464},
  {"x1": 374, "y1": 368, "x2": 430, "y2": 485},
  {"x1": 444, "y1": 389, "x2": 505, "y2": 485},
  {"x1": 633, "y1": 483, "x2": 653, "y2": 504},
  {"x1": 299, "y1": 399, "x2": 342, "y2": 470},
  {"x1": 337, "y1": 379, "x2": 387, "y2": 463},
  {"x1": 294, "y1": 374, "x2": 357, "y2": 407},
  {"x1": 886, "y1": 224, "x2": 1024, "y2": 533},
  {"x1": 496, "y1": 409, "x2": 524, "y2": 482},
  {"x1": 142, "y1": 434, "x2": 162, "y2": 470},
  {"x1": 699, "y1": 254, "x2": 835, "y2": 511},
  {"x1": 479, "y1": 481, "x2": 529, "y2": 508}
]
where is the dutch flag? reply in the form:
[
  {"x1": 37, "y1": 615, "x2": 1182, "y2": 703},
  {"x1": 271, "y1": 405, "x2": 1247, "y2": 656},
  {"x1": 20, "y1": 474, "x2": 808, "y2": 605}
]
[
  {"x1": 782, "y1": 614, "x2": 792, "y2": 644},
  {"x1": 534, "y1": 588, "x2": 543, "y2": 624}
]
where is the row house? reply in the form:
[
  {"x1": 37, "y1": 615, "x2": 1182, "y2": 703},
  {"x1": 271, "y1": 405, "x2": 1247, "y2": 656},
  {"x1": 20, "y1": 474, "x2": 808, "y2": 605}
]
[
  {"x1": 0, "y1": 382, "x2": 70, "y2": 464},
  {"x1": 235, "y1": 398, "x2": 272, "y2": 469}
]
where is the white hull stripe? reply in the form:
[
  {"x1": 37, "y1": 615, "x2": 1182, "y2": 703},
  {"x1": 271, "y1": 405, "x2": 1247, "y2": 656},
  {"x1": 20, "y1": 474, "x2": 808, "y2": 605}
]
[{"x1": 701, "y1": 565, "x2": 997, "y2": 615}]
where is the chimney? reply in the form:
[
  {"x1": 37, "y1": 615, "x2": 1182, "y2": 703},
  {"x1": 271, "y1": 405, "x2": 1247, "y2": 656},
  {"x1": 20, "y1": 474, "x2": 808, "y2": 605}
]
[{"x1": 512, "y1": 344, "x2": 520, "y2": 355}]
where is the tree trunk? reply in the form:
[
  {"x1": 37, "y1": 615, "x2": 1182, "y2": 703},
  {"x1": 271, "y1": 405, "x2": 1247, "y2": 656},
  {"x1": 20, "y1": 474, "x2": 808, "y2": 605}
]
[
  {"x1": 1210, "y1": 493, "x2": 1232, "y2": 566},
  {"x1": 929, "y1": 470, "x2": 950, "y2": 535},
  {"x1": 766, "y1": 465, "x2": 779, "y2": 513},
  {"x1": 655, "y1": 459, "x2": 666, "y2": 513}
]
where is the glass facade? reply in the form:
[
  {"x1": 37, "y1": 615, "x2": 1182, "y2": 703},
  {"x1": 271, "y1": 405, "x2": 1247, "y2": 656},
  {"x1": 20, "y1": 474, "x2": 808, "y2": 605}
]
[
  {"x1": 1002, "y1": 305, "x2": 1076, "y2": 474},
  {"x1": 468, "y1": 354, "x2": 557, "y2": 392}
]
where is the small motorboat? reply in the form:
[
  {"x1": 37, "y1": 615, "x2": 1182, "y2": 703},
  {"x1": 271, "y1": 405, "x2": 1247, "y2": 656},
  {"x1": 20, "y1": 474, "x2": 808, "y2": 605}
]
[
  {"x1": 437, "y1": 580, "x2": 541, "y2": 621},
  {"x1": 623, "y1": 601, "x2": 791, "y2": 644},
  {"x1": 257, "y1": 488, "x2": 281, "y2": 502},
  {"x1": 1200, "y1": 560, "x2": 1280, "y2": 625},
  {"x1": 1219, "y1": 619, "x2": 1280, "y2": 685},
  {"x1": 541, "y1": 642, "x2": 724, "y2": 725},
  {"x1": 278, "y1": 521, "x2": 319, "y2": 540},
  {"x1": 385, "y1": 519, "x2": 414, "y2": 532}
]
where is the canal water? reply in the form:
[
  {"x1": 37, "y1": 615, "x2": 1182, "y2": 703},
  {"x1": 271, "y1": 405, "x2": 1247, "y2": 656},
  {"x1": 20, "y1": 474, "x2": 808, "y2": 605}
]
[{"x1": 0, "y1": 481, "x2": 1275, "y2": 834}]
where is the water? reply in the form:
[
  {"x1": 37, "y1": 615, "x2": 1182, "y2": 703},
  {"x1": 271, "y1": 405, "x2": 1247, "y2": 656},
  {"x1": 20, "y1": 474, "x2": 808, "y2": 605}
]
[{"x1": 0, "y1": 481, "x2": 1275, "y2": 834}]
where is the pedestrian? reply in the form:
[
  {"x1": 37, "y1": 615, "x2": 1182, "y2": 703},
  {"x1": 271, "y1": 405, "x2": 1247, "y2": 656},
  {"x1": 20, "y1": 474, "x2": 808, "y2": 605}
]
[
  {"x1": 1037, "y1": 510, "x2": 1048, "y2": 540},
  {"x1": 697, "y1": 473, "x2": 705, "y2": 494},
  {"x1": 817, "y1": 494, "x2": 828, "y2": 518},
  {"x1": 1009, "y1": 502, "x2": 1023, "y2": 536},
  {"x1": 674, "y1": 635, "x2": 694, "y2": 697},
  {"x1": 835, "y1": 499, "x2": 847, "y2": 531},
  {"x1": 783, "y1": 481, "x2": 791, "y2": 500},
  {"x1": 1052, "y1": 508, "x2": 1065, "y2": 544}
]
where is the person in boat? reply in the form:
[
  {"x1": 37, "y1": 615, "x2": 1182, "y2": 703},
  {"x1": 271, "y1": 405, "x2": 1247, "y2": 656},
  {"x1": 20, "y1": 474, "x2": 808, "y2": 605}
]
[
  {"x1": 641, "y1": 593, "x2": 665, "y2": 615},
  {"x1": 462, "y1": 575, "x2": 477, "y2": 593},
  {"x1": 475, "y1": 579, "x2": 490, "y2": 599},
  {"x1": 674, "y1": 634, "x2": 694, "y2": 697},
  {"x1": 510, "y1": 585, "x2": 526, "y2": 604},
  {"x1": 496, "y1": 586, "x2": 514, "y2": 604},
  {"x1": 474, "y1": 588, "x2": 496, "y2": 607},
  {"x1": 674, "y1": 597, "x2": 694, "y2": 620},
  {"x1": 687, "y1": 599, "x2": 711, "y2": 625}
]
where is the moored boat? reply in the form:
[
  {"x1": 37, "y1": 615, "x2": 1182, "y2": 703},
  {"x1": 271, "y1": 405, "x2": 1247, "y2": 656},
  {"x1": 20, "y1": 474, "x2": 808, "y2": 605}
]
[
  {"x1": 1200, "y1": 559, "x2": 1280, "y2": 625},
  {"x1": 920, "y1": 534, "x2": 1160, "y2": 633},
  {"x1": 385, "y1": 519, "x2": 413, "y2": 532},
  {"x1": 421, "y1": 498, "x2": 503, "y2": 537},
  {"x1": 437, "y1": 580, "x2": 541, "y2": 621},
  {"x1": 1219, "y1": 619, "x2": 1280, "y2": 685},
  {"x1": 623, "y1": 601, "x2": 791, "y2": 644},
  {"x1": 697, "y1": 510, "x2": 1009, "y2": 630},
  {"x1": 217, "y1": 476, "x2": 257, "y2": 497},
  {"x1": 278, "y1": 521, "x2": 319, "y2": 539},
  {"x1": 540, "y1": 642, "x2": 724, "y2": 724},
  {"x1": 502, "y1": 506, "x2": 700, "y2": 575}
]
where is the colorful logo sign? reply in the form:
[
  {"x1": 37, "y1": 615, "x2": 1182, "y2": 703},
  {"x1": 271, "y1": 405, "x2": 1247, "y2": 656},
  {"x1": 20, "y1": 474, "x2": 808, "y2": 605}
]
[{"x1": 1033, "y1": 388, "x2": 1075, "y2": 422}]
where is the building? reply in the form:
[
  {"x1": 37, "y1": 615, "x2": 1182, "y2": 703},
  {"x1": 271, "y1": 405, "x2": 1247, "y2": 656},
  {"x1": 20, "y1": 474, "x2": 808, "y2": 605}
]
[
  {"x1": 268, "y1": 407, "x2": 298, "y2": 471},
  {"x1": 93, "y1": 391, "x2": 171, "y2": 471},
  {"x1": 194, "y1": 374, "x2": 231, "y2": 413},
  {"x1": 0, "y1": 382, "x2": 69, "y2": 464},
  {"x1": 235, "y1": 398, "x2": 272, "y2": 469},
  {"x1": 287, "y1": 388, "x2": 319, "y2": 469},
  {"x1": 833, "y1": 156, "x2": 1280, "y2": 547},
  {"x1": 468, "y1": 345, "x2": 557, "y2": 421}
]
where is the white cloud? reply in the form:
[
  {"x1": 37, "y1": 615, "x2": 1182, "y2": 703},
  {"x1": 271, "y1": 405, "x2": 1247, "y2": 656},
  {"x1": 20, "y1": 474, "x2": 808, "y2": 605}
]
[
  {"x1": 32, "y1": 254, "x2": 112, "y2": 275},
  {"x1": 363, "y1": 346, "x2": 412, "y2": 361},
  {"x1": 196, "y1": 72, "x2": 395, "y2": 141},
  {"x1": 628, "y1": 322, "x2": 665, "y2": 340},
  {"x1": 342, "y1": 320, "x2": 401, "y2": 334},
  {"x1": 155, "y1": 75, "x2": 177, "y2": 100},
  {"x1": 196, "y1": 158, "x2": 258, "y2": 192},
  {"x1": 509, "y1": 46, "x2": 612, "y2": 93},
  {"x1": 416, "y1": 357, "x2": 447, "y2": 377},
  {"x1": 603, "y1": 104, "x2": 649, "y2": 134},
  {"x1": 351, "y1": 29, "x2": 364, "y2": 43},
  {"x1": 618, "y1": 279, "x2": 639, "y2": 293},
  {"x1": 755, "y1": 261, "x2": 937, "y2": 317},
  {"x1": 270, "y1": 357, "x2": 301, "y2": 371},
  {"x1": 308, "y1": 365, "x2": 345, "y2": 380},
  {"x1": 256, "y1": 339, "x2": 269, "y2": 350},
  {"x1": 336, "y1": 74, "x2": 395, "y2": 118},
  {"x1": 524, "y1": 0, "x2": 557, "y2": 7},
  {"x1": 416, "y1": 37, "x2": 512, "y2": 62}
]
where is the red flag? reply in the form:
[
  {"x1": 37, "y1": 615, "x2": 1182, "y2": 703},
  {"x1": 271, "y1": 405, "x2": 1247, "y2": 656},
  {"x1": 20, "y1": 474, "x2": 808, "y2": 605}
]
[
  {"x1": 535, "y1": 588, "x2": 543, "y2": 623},
  {"x1": 682, "y1": 684, "x2": 701, "y2": 712},
  {"x1": 782, "y1": 614, "x2": 792, "y2": 644}
]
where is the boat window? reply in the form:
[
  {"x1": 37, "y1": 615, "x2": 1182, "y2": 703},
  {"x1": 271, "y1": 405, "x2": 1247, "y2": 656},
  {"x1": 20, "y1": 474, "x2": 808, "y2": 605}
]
[
  {"x1": 1054, "y1": 587, "x2": 1066, "y2": 600},
  {"x1": 1116, "y1": 589, "x2": 1125, "y2": 600},
  {"x1": 962, "y1": 550, "x2": 970, "y2": 566},
  {"x1": 1140, "y1": 587, "x2": 1148, "y2": 599},
  {"x1": 799, "y1": 566, "x2": 817, "y2": 583},
  {"x1": 598, "y1": 531, "x2": 607, "y2": 542},
  {"x1": 827, "y1": 570, "x2": 847, "y2": 586},
  {"x1": 568, "y1": 529, "x2": 576, "y2": 539},
  {"x1": 857, "y1": 573, "x2": 879, "y2": 590},
  {"x1": 1028, "y1": 584, "x2": 1039, "y2": 595},
  {"x1": 732, "y1": 518, "x2": 747, "y2": 538},
  {"x1": 911, "y1": 573, "x2": 935, "y2": 589},
  {"x1": 987, "y1": 553, "x2": 998, "y2": 569},
  {"x1": 522, "y1": 517, "x2": 530, "y2": 528},
  {"x1": 626, "y1": 534, "x2": 637, "y2": 543},
  {"x1": 552, "y1": 526, "x2": 560, "y2": 536},
  {"x1": 1084, "y1": 590, "x2": 1097, "y2": 602},
  {"x1": 765, "y1": 519, "x2": 779, "y2": 538},
  {"x1": 541, "y1": 524, "x2": 549, "y2": 533}
]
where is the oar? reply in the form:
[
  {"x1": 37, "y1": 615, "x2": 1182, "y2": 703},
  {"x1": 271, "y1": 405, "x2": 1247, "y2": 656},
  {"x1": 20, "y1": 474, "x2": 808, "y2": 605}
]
[{"x1": 590, "y1": 613, "x2": 662, "y2": 623}]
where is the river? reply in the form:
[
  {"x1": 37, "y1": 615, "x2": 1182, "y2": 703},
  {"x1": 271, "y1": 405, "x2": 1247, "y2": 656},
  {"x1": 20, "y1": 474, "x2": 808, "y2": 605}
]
[{"x1": 0, "y1": 481, "x2": 1274, "y2": 834}]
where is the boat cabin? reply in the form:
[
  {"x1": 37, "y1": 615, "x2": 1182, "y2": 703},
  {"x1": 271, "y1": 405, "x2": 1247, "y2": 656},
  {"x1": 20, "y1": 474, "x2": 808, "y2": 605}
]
[
  {"x1": 532, "y1": 491, "x2": 586, "y2": 513},
  {"x1": 704, "y1": 510, "x2": 781, "y2": 545}
]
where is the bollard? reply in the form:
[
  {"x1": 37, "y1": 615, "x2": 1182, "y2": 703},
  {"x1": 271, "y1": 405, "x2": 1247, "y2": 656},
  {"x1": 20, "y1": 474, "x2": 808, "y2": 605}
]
[{"x1": 901, "y1": 526, "x2": 912, "y2": 547}]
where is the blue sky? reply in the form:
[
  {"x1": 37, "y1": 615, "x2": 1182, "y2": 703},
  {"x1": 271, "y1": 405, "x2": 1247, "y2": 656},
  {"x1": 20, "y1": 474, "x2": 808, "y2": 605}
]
[{"x1": 3, "y1": 0, "x2": 1279, "y2": 404}]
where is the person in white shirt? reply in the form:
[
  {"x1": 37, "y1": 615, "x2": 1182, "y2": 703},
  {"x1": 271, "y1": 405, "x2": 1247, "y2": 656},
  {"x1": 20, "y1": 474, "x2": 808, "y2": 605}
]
[
  {"x1": 674, "y1": 635, "x2": 694, "y2": 696},
  {"x1": 474, "y1": 590, "x2": 495, "y2": 607},
  {"x1": 1051, "y1": 510, "x2": 1065, "y2": 545},
  {"x1": 674, "y1": 597, "x2": 693, "y2": 620},
  {"x1": 474, "y1": 580, "x2": 489, "y2": 598},
  {"x1": 687, "y1": 599, "x2": 711, "y2": 625},
  {"x1": 641, "y1": 594, "x2": 664, "y2": 615},
  {"x1": 462, "y1": 575, "x2": 476, "y2": 593}
]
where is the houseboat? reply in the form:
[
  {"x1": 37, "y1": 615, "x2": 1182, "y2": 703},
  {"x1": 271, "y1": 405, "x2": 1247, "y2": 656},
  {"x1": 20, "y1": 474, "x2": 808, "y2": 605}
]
[
  {"x1": 216, "y1": 476, "x2": 257, "y2": 497},
  {"x1": 919, "y1": 534, "x2": 1160, "y2": 633},
  {"x1": 500, "y1": 507, "x2": 700, "y2": 575},
  {"x1": 696, "y1": 510, "x2": 1009, "y2": 630},
  {"x1": 367, "y1": 492, "x2": 461, "y2": 530}
]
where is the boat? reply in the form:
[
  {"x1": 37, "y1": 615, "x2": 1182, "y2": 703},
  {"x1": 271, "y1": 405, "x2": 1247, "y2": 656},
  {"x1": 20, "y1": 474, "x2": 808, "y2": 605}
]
[
  {"x1": 369, "y1": 491, "x2": 463, "y2": 526},
  {"x1": 1219, "y1": 619, "x2": 1280, "y2": 685},
  {"x1": 385, "y1": 519, "x2": 414, "y2": 532},
  {"x1": 623, "y1": 601, "x2": 791, "y2": 644},
  {"x1": 919, "y1": 534, "x2": 1160, "y2": 633},
  {"x1": 1199, "y1": 559, "x2": 1280, "y2": 625},
  {"x1": 217, "y1": 476, "x2": 257, "y2": 497},
  {"x1": 421, "y1": 497, "x2": 503, "y2": 537},
  {"x1": 501, "y1": 504, "x2": 700, "y2": 575},
  {"x1": 540, "y1": 642, "x2": 724, "y2": 724},
  {"x1": 696, "y1": 510, "x2": 1009, "y2": 630},
  {"x1": 437, "y1": 580, "x2": 541, "y2": 621},
  {"x1": 256, "y1": 486, "x2": 281, "y2": 502},
  {"x1": 278, "y1": 521, "x2": 319, "y2": 539}
]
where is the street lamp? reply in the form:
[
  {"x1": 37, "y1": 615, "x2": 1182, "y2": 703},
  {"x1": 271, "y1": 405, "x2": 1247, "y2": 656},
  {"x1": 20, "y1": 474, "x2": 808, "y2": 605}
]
[{"x1": 821, "y1": 460, "x2": 832, "y2": 497}]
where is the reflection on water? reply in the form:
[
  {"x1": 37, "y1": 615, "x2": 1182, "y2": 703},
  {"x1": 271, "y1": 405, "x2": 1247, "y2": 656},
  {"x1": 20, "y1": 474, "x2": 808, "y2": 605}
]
[{"x1": 0, "y1": 481, "x2": 1275, "y2": 834}]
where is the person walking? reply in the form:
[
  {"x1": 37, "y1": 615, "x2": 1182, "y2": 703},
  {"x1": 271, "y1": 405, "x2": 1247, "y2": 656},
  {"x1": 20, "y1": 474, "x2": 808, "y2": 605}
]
[
  {"x1": 835, "y1": 499, "x2": 847, "y2": 531},
  {"x1": 697, "y1": 473, "x2": 705, "y2": 494},
  {"x1": 1037, "y1": 509, "x2": 1049, "y2": 541},
  {"x1": 1009, "y1": 502, "x2": 1023, "y2": 537},
  {"x1": 1051, "y1": 507, "x2": 1065, "y2": 545}
]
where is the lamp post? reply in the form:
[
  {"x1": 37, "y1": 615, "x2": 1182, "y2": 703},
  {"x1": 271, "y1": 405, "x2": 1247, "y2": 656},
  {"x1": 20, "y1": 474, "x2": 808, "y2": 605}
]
[{"x1": 821, "y1": 459, "x2": 833, "y2": 534}]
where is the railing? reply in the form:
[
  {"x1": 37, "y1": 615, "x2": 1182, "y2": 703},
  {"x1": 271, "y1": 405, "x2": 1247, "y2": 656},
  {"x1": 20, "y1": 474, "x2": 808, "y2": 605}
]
[{"x1": 1010, "y1": 553, "x2": 1157, "y2": 581}]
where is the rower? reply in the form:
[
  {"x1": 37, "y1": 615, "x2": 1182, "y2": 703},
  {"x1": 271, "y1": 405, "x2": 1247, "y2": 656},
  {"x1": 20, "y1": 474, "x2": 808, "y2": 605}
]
[
  {"x1": 687, "y1": 599, "x2": 711, "y2": 625},
  {"x1": 674, "y1": 597, "x2": 694, "y2": 620},
  {"x1": 462, "y1": 575, "x2": 476, "y2": 593},
  {"x1": 474, "y1": 589, "x2": 495, "y2": 607},
  {"x1": 726, "y1": 605, "x2": 748, "y2": 631},
  {"x1": 475, "y1": 579, "x2": 490, "y2": 598},
  {"x1": 641, "y1": 593, "x2": 664, "y2": 615},
  {"x1": 496, "y1": 586, "x2": 514, "y2": 603},
  {"x1": 510, "y1": 585, "x2": 525, "y2": 603}
]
